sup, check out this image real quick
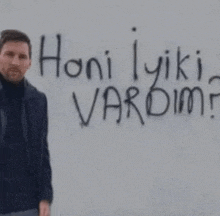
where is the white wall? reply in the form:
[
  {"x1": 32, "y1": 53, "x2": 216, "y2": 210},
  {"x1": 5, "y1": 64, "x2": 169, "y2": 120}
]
[{"x1": 1, "y1": 0, "x2": 220, "y2": 215}]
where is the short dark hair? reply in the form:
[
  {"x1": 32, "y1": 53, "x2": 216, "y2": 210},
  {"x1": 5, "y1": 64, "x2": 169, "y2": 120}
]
[{"x1": 0, "y1": 29, "x2": 32, "y2": 59}]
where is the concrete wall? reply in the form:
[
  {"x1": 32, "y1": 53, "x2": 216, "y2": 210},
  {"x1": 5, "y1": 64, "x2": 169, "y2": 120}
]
[{"x1": 1, "y1": 0, "x2": 220, "y2": 215}]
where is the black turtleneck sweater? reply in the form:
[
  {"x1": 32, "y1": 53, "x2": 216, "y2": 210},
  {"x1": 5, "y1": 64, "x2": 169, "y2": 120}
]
[
  {"x1": 0, "y1": 74, "x2": 25, "y2": 144},
  {"x1": 0, "y1": 74, "x2": 37, "y2": 213}
]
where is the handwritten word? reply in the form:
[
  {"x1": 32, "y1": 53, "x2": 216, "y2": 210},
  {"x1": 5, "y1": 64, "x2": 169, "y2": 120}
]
[
  {"x1": 72, "y1": 85, "x2": 208, "y2": 126},
  {"x1": 39, "y1": 35, "x2": 112, "y2": 79}
]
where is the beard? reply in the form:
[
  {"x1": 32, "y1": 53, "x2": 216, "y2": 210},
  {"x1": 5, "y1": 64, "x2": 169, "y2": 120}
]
[{"x1": 4, "y1": 67, "x2": 23, "y2": 83}]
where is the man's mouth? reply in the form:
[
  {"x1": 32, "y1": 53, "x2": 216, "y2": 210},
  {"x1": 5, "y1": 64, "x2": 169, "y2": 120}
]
[
  {"x1": 8, "y1": 68, "x2": 20, "y2": 74},
  {"x1": 8, "y1": 70, "x2": 21, "y2": 80}
]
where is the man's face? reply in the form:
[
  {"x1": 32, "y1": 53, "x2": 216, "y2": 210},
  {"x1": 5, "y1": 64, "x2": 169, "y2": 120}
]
[{"x1": 0, "y1": 41, "x2": 31, "y2": 83}]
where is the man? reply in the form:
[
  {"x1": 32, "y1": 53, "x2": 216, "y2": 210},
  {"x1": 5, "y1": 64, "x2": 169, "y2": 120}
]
[{"x1": 0, "y1": 30, "x2": 53, "y2": 216}]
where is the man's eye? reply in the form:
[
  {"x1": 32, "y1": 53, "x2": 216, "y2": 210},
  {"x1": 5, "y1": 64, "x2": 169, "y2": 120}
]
[
  {"x1": 6, "y1": 52, "x2": 13, "y2": 57},
  {"x1": 20, "y1": 55, "x2": 27, "y2": 59}
]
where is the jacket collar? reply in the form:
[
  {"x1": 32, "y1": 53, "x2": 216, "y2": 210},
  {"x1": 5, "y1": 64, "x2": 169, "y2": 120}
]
[{"x1": 0, "y1": 77, "x2": 37, "y2": 101}]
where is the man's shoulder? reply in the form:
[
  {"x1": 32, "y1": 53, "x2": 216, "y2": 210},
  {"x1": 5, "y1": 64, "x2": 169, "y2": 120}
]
[{"x1": 24, "y1": 79, "x2": 47, "y2": 101}]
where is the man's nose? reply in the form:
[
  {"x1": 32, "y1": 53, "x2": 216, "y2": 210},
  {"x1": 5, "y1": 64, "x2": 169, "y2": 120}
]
[{"x1": 11, "y1": 56, "x2": 19, "y2": 65}]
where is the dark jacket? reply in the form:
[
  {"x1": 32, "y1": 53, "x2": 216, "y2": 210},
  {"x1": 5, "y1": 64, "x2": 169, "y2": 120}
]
[{"x1": 0, "y1": 77, "x2": 53, "y2": 214}]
